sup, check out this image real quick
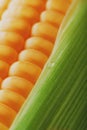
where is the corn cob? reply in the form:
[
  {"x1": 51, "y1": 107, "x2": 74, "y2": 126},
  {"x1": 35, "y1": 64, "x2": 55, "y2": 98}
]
[
  {"x1": 10, "y1": 0, "x2": 87, "y2": 130},
  {"x1": 0, "y1": 0, "x2": 71, "y2": 129},
  {"x1": 0, "y1": 0, "x2": 47, "y2": 128}
]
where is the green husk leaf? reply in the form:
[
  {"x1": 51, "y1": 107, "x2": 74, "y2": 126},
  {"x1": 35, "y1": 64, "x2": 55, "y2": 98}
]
[{"x1": 10, "y1": 0, "x2": 87, "y2": 130}]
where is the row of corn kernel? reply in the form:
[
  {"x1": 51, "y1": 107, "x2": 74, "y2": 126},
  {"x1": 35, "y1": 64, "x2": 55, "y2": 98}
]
[
  {"x1": 0, "y1": 0, "x2": 15, "y2": 86},
  {"x1": 0, "y1": 0, "x2": 47, "y2": 85},
  {"x1": 0, "y1": 0, "x2": 71, "y2": 129}
]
